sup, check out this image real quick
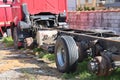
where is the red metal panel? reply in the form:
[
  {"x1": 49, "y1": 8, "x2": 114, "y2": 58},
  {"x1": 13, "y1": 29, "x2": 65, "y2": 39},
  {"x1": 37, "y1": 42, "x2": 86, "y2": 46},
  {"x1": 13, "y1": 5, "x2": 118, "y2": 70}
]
[
  {"x1": 0, "y1": 2, "x2": 12, "y2": 35},
  {"x1": 58, "y1": 0, "x2": 66, "y2": 12},
  {"x1": 0, "y1": 1, "x2": 22, "y2": 26},
  {"x1": 0, "y1": 0, "x2": 12, "y2": 4},
  {"x1": 6, "y1": 7, "x2": 12, "y2": 24},
  {"x1": 12, "y1": 3, "x2": 22, "y2": 25},
  {"x1": 0, "y1": 7, "x2": 12, "y2": 27},
  {"x1": 0, "y1": 0, "x2": 14, "y2": 27},
  {"x1": 22, "y1": 0, "x2": 67, "y2": 15},
  {"x1": 0, "y1": 0, "x2": 67, "y2": 26},
  {"x1": 0, "y1": 8, "x2": 6, "y2": 26}
]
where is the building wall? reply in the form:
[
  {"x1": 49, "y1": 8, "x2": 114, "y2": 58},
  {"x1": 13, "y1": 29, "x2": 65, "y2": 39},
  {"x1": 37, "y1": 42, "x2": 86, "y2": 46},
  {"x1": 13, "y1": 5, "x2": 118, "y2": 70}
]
[
  {"x1": 105, "y1": 2, "x2": 120, "y2": 8},
  {"x1": 77, "y1": 0, "x2": 96, "y2": 7},
  {"x1": 76, "y1": 0, "x2": 105, "y2": 9},
  {"x1": 67, "y1": 11, "x2": 120, "y2": 34},
  {"x1": 67, "y1": 0, "x2": 77, "y2": 11},
  {"x1": 69, "y1": 0, "x2": 120, "y2": 11},
  {"x1": 115, "y1": 0, "x2": 120, "y2": 2},
  {"x1": 105, "y1": 0, "x2": 120, "y2": 5}
]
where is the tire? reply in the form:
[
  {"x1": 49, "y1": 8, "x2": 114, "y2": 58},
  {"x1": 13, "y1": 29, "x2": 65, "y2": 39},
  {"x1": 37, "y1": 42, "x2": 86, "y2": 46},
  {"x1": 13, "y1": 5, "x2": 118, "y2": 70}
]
[
  {"x1": 78, "y1": 41, "x2": 88, "y2": 62},
  {"x1": 13, "y1": 26, "x2": 23, "y2": 49},
  {"x1": 11, "y1": 26, "x2": 14, "y2": 39},
  {"x1": 13, "y1": 27, "x2": 19, "y2": 49},
  {"x1": 55, "y1": 36, "x2": 79, "y2": 73}
]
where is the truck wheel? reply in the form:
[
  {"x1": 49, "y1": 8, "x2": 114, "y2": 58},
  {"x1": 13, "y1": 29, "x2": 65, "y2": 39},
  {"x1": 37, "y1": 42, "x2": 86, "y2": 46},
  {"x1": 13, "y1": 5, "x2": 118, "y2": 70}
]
[
  {"x1": 11, "y1": 26, "x2": 14, "y2": 39},
  {"x1": 13, "y1": 27, "x2": 19, "y2": 49},
  {"x1": 13, "y1": 27, "x2": 23, "y2": 49},
  {"x1": 55, "y1": 36, "x2": 78, "y2": 73},
  {"x1": 78, "y1": 41, "x2": 88, "y2": 62}
]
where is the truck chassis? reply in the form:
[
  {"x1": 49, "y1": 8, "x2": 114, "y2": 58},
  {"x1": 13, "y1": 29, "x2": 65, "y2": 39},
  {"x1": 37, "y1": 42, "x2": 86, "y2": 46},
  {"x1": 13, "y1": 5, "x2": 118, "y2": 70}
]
[{"x1": 52, "y1": 28, "x2": 120, "y2": 76}]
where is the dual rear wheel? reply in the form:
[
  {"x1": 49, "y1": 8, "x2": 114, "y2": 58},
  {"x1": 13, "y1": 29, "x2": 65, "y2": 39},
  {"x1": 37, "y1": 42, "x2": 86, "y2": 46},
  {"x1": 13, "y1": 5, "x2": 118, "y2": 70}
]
[
  {"x1": 13, "y1": 27, "x2": 20, "y2": 49},
  {"x1": 13, "y1": 25, "x2": 24, "y2": 49},
  {"x1": 55, "y1": 36, "x2": 113, "y2": 76},
  {"x1": 55, "y1": 36, "x2": 79, "y2": 73}
]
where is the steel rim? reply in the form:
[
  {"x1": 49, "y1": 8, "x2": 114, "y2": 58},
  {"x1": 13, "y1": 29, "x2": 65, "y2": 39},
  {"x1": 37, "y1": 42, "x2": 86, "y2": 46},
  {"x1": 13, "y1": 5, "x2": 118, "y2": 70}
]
[{"x1": 57, "y1": 45, "x2": 66, "y2": 67}]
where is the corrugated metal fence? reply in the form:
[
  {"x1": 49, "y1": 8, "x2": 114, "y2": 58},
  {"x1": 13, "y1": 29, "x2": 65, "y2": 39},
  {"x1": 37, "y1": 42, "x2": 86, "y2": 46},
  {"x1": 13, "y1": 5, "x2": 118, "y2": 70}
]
[{"x1": 67, "y1": 10, "x2": 120, "y2": 34}]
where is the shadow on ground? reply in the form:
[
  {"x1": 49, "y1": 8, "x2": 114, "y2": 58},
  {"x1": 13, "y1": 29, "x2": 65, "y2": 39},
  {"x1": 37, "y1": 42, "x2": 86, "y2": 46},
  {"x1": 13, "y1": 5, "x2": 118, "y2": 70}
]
[{"x1": 0, "y1": 43, "x2": 62, "y2": 79}]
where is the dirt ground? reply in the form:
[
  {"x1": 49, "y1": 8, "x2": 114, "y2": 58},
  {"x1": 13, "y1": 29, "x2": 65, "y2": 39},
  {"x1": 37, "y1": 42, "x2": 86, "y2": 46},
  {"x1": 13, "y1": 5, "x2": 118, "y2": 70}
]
[{"x1": 0, "y1": 42, "x2": 63, "y2": 80}]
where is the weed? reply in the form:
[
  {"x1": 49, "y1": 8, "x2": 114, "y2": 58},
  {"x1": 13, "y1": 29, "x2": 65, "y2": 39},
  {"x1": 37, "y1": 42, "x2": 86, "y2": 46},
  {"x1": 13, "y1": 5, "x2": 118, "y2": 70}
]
[
  {"x1": 33, "y1": 48, "x2": 55, "y2": 61},
  {"x1": 2, "y1": 37, "x2": 13, "y2": 47},
  {"x1": 91, "y1": 7, "x2": 95, "y2": 10},
  {"x1": 62, "y1": 73, "x2": 75, "y2": 79},
  {"x1": 43, "y1": 54, "x2": 55, "y2": 61},
  {"x1": 77, "y1": 7, "x2": 83, "y2": 11},
  {"x1": 21, "y1": 68, "x2": 37, "y2": 80},
  {"x1": 84, "y1": 6, "x2": 90, "y2": 11},
  {"x1": 33, "y1": 48, "x2": 43, "y2": 53},
  {"x1": 62, "y1": 61, "x2": 120, "y2": 80}
]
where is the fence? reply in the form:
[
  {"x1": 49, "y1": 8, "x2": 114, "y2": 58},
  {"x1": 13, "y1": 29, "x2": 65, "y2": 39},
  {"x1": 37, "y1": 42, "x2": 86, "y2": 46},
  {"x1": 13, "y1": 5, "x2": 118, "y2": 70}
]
[{"x1": 67, "y1": 10, "x2": 120, "y2": 34}]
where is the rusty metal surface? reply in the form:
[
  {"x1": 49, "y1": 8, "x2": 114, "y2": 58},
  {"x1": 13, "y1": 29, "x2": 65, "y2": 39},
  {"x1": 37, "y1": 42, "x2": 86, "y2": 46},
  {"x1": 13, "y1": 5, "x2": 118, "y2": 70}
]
[
  {"x1": 94, "y1": 56, "x2": 112, "y2": 76},
  {"x1": 111, "y1": 54, "x2": 120, "y2": 61},
  {"x1": 25, "y1": 37, "x2": 33, "y2": 47},
  {"x1": 58, "y1": 29, "x2": 120, "y2": 54}
]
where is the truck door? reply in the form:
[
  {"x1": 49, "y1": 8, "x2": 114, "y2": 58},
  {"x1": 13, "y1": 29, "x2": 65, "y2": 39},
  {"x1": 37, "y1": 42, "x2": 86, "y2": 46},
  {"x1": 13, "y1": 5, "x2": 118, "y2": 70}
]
[
  {"x1": 0, "y1": 0, "x2": 12, "y2": 26},
  {"x1": 0, "y1": 0, "x2": 13, "y2": 35}
]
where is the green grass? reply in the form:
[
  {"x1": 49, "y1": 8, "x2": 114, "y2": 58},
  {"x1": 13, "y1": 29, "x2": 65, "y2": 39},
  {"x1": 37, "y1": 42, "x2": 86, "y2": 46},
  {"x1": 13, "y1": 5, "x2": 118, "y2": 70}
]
[
  {"x1": 2, "y1": 37, "x2": 13, "y2": 47},
  {"x1": 21, "y1": 68, "x2": 37, "y2": 80},
  {"x1": 62, "y1": 61, "x2": 120, "y2": 80},
  {"x1": 43, "y1": 54, "x2": 55, "y2": 61},
  {"x1": 33, "y1": 48, "x2": 55, "y2": 61},
  {"x1": 33, "y1": 48, "x2": 120, "y2": 80}
]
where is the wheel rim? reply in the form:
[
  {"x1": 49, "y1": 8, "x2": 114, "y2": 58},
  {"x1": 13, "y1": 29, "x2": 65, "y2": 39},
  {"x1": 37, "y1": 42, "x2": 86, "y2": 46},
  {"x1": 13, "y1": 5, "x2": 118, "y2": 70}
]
[{"x1": 57, "y1": 45, "x2": 66, "y2": 67}]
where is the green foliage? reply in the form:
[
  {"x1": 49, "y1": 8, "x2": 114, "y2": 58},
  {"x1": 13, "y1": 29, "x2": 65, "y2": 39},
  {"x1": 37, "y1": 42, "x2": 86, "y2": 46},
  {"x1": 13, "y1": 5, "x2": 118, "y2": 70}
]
[
  {"x1": 77, "y1": 7, "x2": 83, "y2": 11},
  {"x1": 43, "y1": 54, "x2": 55, "y2": 61},
  {"x1": 33, "y1": 48, "x2": 43, "y2": 53},
  {"x1": 91, "y1": 7, "x2": 95, "y2": 10},
  {"x1": 77, "y1": 6, "x2": 96, "y2": 11},
  {"x1": 33, "y1": 48, "x2": 55, "y2": 61},
  {"x1": 33, "y1": 48, "x2": 45, "y2": 58},
  {"x1": 84, "y1": 6, "x2": 90, "y2": 11},
  {"x1": 62, "y1": 73, "x2": 75, "y2": 79},
  {"x1": 2, "y1": 37, "x2": 13, "y2": 47},
  {"x1": 2, "y1": 37, "x2": 13, "y2": 43},
  {"x1": 21, "y1": 68, "x2": 36, "y2": 80},
  {"x1": 62, "y1": 61, "x2": 120, "y2": 80}
]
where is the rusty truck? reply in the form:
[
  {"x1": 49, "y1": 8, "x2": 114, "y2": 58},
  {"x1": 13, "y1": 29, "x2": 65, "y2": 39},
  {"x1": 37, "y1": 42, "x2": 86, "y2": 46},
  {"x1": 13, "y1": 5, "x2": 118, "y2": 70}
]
[{"x1": 0, "y1": 0, "x2": 120, "y2": 76}]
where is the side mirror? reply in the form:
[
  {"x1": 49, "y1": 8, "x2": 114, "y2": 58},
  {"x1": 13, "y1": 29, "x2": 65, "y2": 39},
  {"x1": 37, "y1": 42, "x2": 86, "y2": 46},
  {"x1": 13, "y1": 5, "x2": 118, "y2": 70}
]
[{"x1": 3, "y1": 0, "x2": 7, "y2": 3}]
